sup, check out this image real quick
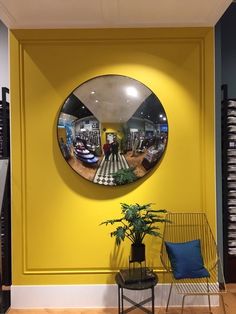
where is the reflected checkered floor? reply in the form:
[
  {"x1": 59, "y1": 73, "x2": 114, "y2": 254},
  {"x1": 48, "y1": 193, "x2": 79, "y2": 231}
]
[{"x1": 93, "y1": 153, "x2": 129, "y2": 185}]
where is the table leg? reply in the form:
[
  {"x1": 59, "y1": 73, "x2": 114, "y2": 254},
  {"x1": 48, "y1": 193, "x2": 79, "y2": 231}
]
[
  {"x1": 118, "y1": 285, "x2": 121, "y2": 314},
  {"x1": 121, "y1": 287, "x2": 124, "y2": 313},
  {"x1": 151, "y1": 286, "x2": 155, "y2": 313}
]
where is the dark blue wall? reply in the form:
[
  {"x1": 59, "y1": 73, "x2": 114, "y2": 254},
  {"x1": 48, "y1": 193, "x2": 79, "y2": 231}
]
[
  {"x1": 215, "y1": 2, "x2": 236, "y2": 268},
  {"x1": 221, "y1": 2, "x2": 236, "y2": 99}
]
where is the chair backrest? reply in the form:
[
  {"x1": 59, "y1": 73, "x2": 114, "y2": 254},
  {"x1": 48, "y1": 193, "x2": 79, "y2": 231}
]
[{"x1": 161, "y1": 213, "x2": 219, "y2": 272}]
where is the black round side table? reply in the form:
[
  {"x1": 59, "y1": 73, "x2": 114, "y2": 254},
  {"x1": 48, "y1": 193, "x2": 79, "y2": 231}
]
[{"x1": 115, "y1": 270, "x2": 158, "y2": 314}]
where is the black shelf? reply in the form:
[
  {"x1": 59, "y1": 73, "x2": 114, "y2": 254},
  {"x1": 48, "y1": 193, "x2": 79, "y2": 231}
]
[
  {"x1": 222, "y1": 98, "x2": 236, "y2": 282},
  {"x1": 0, "y1": 87, "x2": 11, "y2": 312}
]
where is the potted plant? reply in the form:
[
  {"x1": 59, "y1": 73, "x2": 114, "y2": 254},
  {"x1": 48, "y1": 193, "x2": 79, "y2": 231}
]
[
  {"x1": 112, "y1": 168, "x2": 138, "y2": 185},
  {"x1": 101, "y1": 203, "x2": 169, "y2": 262}
]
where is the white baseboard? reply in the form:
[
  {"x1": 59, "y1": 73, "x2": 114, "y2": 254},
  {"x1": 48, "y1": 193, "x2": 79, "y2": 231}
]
[{"x1": 11, "y1": 284, "x2": 219, "y2": 309}]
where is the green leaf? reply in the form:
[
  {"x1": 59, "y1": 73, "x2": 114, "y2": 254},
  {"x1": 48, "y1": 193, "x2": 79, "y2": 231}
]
[
  {"x1": 112, "y1": 168, "x2": 138, "y2": 185},
  {"x1": 100, "y1": 203, "x2": 171, "y2": 246},
  {"x1": 100, "y1": 218, "x2": 123, "y2": 225}
]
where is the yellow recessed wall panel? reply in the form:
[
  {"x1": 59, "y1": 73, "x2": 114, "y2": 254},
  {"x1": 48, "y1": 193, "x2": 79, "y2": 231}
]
[{"x1": 10, "y1": 28, "x2": 214, "y2": 285}]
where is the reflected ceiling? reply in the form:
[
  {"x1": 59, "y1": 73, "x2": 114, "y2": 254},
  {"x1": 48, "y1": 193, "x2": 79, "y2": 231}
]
[{"x1": 73, "y1": 75, "x2": 151, "y2": 123}]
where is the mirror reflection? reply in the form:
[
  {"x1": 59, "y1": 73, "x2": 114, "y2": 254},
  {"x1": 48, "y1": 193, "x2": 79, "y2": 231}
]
[{"x1": 57, "y1": 75, "x2": 168, "y2": 186}]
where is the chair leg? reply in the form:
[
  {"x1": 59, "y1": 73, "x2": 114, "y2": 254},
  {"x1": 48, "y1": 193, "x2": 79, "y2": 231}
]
[
  {"x1": 181, "y1": 295, "x2": 186, "y2": 314},
  {"x1": 207, "y1": 279, "x2": 211, "y2": 313},
  {"x1": 166, "y1": 282, "x2": 173, "y2": 312},
  {"x1": 207, "y1": 295, "x2": 212, "y2": 314},
  {"x1": 219, "y1": 294, "x2": 226, "y2": 314}
]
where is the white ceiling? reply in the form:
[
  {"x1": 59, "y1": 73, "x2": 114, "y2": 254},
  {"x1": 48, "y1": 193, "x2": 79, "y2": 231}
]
[{"x1": 0, "y1": 0, "x2": 232, "y2": 29}]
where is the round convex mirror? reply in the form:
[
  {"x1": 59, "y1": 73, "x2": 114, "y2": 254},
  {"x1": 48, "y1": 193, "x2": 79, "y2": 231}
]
[{"x1": 57, "y1": 75, "x2": 168, "y2": 186}]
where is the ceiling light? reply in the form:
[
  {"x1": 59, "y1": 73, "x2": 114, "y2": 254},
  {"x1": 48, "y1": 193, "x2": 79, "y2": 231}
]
[{"x1": 126, "y1": 86, "x2": 138, "y2": 98}]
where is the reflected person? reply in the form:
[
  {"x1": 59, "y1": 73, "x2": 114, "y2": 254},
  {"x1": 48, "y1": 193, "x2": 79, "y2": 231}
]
[
  {"x1": 103, "y1": 140, "x2": 111, "y2": 161},
  {"x1": 111, "y1": 138, "x2": 119, "y2": 162}
]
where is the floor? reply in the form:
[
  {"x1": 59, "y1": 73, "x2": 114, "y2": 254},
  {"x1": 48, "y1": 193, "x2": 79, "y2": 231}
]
[
  {"x1": 6, "y1": 284, "x2": 236, "y2": 314},
  {"x1": 67, "y1": 147, "x2": 152, "y2": 185}
]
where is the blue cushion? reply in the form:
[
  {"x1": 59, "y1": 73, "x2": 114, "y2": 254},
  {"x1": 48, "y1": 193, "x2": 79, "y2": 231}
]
[{"x1": 165, "y1": 239, "x2": 210, "y2": 280}]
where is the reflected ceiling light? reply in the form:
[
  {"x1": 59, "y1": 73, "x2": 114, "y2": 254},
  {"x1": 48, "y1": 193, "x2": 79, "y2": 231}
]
[
  {"x1": 91, "y1": 91, "x2": 95, "y2": 94},
  {"x1": 126, "y1": 86, "x2": 138, "y2": 98},
  {"x1": 159, "y1": 114, "x2": 163, "y2": 118},
  {"x1": 163, "y1": 117, "x2": 167, "y2": 121},
  {"x1": 95, "y1": 99, "x2": 99, "y2": 103}
]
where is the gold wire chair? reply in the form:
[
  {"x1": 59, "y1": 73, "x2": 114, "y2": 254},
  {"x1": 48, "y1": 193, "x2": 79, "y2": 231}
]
[{"x1": 160, "y1": 213, "x2": 226, "y2": 314}]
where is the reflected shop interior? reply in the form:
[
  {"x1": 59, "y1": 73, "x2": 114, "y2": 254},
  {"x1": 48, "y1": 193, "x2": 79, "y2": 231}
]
[{"x1": 57, "y1": 75, "x2": 168, "y2": 186}]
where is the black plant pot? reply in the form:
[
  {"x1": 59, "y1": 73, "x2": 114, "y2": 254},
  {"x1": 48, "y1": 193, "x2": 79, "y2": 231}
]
[{"x1": 131, "y1": 243, "x2": 145, "y2": 262}]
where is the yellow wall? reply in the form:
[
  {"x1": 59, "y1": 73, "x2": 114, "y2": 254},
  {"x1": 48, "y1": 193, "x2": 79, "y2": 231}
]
[
  {"x1": 10, "y1": 28, "x2": 214, "y2": 285},
  {"x1": 101, "y1": 123, "x2": 123, "y2": 146}
]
